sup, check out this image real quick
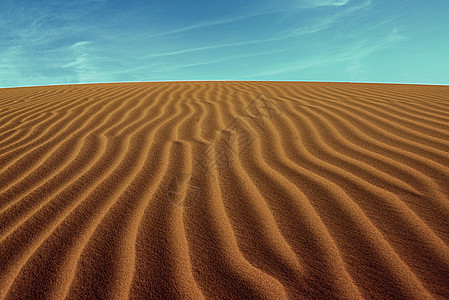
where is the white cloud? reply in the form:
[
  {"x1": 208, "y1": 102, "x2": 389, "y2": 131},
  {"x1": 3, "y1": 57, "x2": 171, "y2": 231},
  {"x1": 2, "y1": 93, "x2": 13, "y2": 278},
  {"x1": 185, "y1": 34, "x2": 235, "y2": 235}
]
[
  {"x1": 69, "y1": 41, "x2": 91, "y2": 49},
  {"x1": 143, "y1": 36, "x2": 285, "y2": 59},
  {"x1": 145, "y1": 0, "x2": 361, "y2": 40},
  {"x1": 152, "y1": 48, "x2": 291, "y2": 72},
  {"x1": 63, "y1": 41, "x2": 90, "y2": 68},
  {"x1": 246, "y1": 27, "x2": 404, "y2": 78},
  {"x1": 302, "y1": 0, "x2": 352, "y2": 8},
  {"x1": 140, "y1": 0, "x2": 372, "y2": 60},
  {"x1": 286, "y1": 0, "x2": 372, "y2": 35},
  {"x1": 0, "y1": 0, "x2": 108, "y2": 86},
  {"x1": 147, "y1": 10, "x2": 274, "y2": 38}
]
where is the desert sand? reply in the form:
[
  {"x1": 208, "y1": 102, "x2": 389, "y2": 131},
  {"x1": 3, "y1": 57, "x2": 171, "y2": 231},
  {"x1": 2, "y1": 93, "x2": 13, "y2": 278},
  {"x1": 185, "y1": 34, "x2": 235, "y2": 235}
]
[{"x1": 1, "y1": 81, "x2": 449, "y2": 299}]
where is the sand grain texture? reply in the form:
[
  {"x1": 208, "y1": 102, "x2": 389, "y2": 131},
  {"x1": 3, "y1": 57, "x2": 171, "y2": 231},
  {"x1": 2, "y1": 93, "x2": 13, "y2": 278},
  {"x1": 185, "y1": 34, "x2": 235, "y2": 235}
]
[{"x1": 1, "y1": 81, "x2": 449, "y2": 299}]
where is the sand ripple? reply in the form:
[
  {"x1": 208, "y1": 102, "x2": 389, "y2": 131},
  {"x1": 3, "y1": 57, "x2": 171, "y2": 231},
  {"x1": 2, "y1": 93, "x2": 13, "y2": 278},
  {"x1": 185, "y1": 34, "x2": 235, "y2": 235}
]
[{"x1": 1, "y1": 82, "x2": 449, "y2": 299}]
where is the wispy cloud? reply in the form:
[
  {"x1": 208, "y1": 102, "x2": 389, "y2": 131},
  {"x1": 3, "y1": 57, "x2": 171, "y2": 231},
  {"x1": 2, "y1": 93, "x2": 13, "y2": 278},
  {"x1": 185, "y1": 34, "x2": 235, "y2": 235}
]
[
  {"x1": 143, "y1": 35, "x2": 286, "y2": 59},
  {"x1": 62, "y1": 41, "x2": 93, "y2": 81},
  {"x1": 0, "y1": 0, "x2": 375, "y2": 87},
  {"x1": 0, "y1": 0, "x2": 108, "y2": 87},
  {"x1": 153, "y1": 48, "x2": 291, "y2": 73},
  {"x1": 299, "y1": 0, "x2": 352, "y2": 8},
  {"x1": 246, "y1": 27, "x2": 404, "y2": 78},
  {"x1": 2, "y1": 0, "x2": 446, "y2": 86},
  {"x1": 140, "y1": 0, "x2": 372, "y2": 60},
  {"x1": 287, "y1": 0, "x2": 372, "y2": 35},
  {"x1": 147, "y1": 10, "x2": 275, "y2": 38},
  {"x1": 147, "y1": 0, "x2": 365, "y2": 40}
]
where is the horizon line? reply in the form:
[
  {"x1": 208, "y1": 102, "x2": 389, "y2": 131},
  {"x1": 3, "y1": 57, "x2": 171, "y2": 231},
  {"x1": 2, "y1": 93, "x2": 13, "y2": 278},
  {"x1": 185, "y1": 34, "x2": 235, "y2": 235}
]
[{"x1": 1, "y1": 80, "x2": 448, "y2": 89}]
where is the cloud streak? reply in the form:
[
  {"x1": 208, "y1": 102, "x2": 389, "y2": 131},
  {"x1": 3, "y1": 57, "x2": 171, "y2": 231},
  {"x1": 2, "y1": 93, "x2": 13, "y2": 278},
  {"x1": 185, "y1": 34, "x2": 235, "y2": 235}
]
[
  {"x1": 2, "y1": 0, "x2": 447, "y2": 86},
  {"x1": 147, "y1": 10, "x2": 275, "y2": 38},
  {"x1": 246, "y1": 27, "x2": 404, "y2": 78},
  {"x1": 0, "y1": 0, "x2": 374, "y2": 86},
  {"x1": 300, "y1": 0, "x2": 352, "y2": 8},
  {"x1": 139, "y1": 0, "x2": 372, "y2": 61},
  {"x1": 0, "y1": 1, "x2": 110, "y2": 87}
]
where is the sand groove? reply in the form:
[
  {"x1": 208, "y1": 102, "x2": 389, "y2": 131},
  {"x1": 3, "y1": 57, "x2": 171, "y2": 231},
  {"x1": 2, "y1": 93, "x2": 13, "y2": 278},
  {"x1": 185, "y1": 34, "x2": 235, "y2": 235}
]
[{"x1": 1, "y1": 82, "x2": 449, "y2": 299}]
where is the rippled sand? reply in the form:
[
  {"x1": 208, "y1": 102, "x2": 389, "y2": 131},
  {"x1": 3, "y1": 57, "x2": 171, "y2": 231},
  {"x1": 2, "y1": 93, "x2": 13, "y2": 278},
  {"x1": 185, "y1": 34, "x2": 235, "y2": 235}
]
[{"x1": 1, "y1": 81, "x2": 449, "y2": 299}]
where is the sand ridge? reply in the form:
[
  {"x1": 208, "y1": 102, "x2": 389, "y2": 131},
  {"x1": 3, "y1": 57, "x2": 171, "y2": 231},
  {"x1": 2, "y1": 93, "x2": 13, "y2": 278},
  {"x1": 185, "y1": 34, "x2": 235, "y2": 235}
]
[{"x1": 1, "y1": 81, "x2": 449, "y2": 299}]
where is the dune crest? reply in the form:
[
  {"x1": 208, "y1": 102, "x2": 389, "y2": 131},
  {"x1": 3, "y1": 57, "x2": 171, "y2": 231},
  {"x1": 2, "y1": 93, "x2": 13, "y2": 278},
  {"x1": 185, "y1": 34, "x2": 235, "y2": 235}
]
[{"x1": 1, "y1": 81, "x2": 449, "y2": 299}]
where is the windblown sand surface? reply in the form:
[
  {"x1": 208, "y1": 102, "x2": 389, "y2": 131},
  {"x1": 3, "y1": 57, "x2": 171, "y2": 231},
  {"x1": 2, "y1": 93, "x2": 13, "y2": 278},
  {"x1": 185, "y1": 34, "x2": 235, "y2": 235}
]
[{"x1": 1, "y1": 81, "x2": 449, "y2": 299}]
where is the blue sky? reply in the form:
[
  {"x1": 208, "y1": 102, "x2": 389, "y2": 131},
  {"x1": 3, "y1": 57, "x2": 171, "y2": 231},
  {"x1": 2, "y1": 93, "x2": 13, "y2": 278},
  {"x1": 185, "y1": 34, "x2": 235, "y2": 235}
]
[{"x1": 0, "y1": 0, "x2": 448, "y2": 87}]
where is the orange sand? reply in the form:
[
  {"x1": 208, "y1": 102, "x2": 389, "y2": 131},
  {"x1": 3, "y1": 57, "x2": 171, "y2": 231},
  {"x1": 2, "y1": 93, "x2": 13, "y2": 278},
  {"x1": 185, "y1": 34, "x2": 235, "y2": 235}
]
[{"x1": 1, "y1": 81, "x2": 449, "y2": 299}]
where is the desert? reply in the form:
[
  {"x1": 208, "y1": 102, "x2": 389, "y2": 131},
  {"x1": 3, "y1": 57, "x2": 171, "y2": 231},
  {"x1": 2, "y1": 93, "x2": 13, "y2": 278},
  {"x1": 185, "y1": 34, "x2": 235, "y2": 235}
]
[{"x1": 1, "y1": 81, "x2": 449, "y2": 299}]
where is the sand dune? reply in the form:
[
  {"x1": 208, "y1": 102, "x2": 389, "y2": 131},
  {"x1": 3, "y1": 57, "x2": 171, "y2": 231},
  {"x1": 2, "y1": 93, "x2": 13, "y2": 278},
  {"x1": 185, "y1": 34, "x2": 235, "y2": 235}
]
[{"x1": 1, "y1": 81, "x2": 449, "y2": 299}]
